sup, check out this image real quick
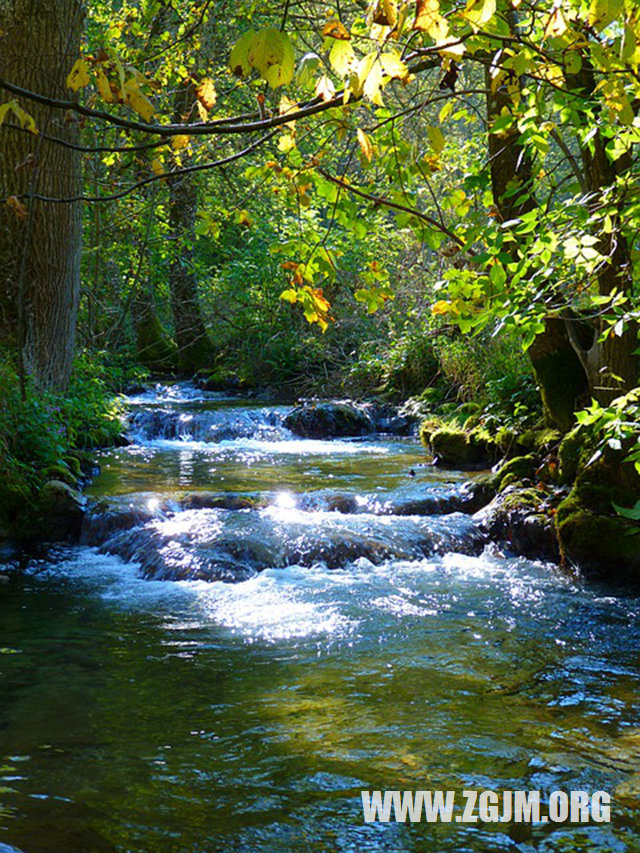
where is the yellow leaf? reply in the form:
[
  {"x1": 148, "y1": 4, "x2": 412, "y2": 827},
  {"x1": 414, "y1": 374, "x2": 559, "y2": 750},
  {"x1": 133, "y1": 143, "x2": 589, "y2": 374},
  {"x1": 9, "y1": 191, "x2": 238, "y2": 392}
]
[
  {"x1": 315, "y1": 75, "x2": 336, "y2": 101},
  {"x1": 461, "y1": 0, "x2": 496, "y2": 31},
  {"x1": 67, "y1": 58, "x2": 90, "y2": 91},
  {"x1": 124, "y1": 78, "x2": 155, "y2": 122},
  {"x1": 414, "y1": 0, "x2": 449, "y2": 40},
  {"x1": 95, "y1": 68, "x2": 114, "y2": 103},
  {"x1": 543, "y1": 7, "x2": 568, "y2": 38},
  {"x1": 278, "y1": 132, "x2": 296, "y2": 152},
  {"x1": 431, "y1": 299, "x2": 452, "y2": 316},
  {"x1": 196, "y1": 101, "x2": 208, "y2": 122},
  {"x1": 588, "y1": 0, "x2": 623, "y2": 33},
  {"x1": 427, "y1": 124, "x2": 445, "y2": 153},
  {"x1": 235, "y1": 209, "x2": 253, "y2": 227},
  {"x1": 380, "y1": 51, "x2": 409, "y2": 79},
  {"x1": 360, "y1": 55, "x2": 385, "y2": 105},
  {"x1": 437, "y1": 39, "x2": 466, "y2": 59},
  {"x1": 373, "y1": 0, "x2": 398, "y2": 27},
  {"x1": 279, "y1": 94, "x2": 298, "y2": 127},
  {"x1": 196, "y1": 78, "x2": 217, "y2": 110},
  {"x1": 280, "y1": 288, "x2": 299, "y2": 303},
  {"x1": 357, "y1": 128, "x2": 374, "y2": 162},
  {"x1": 323, "y1": 19, "x2": 350, "y2": 39},
  {"x1": 172, "y1": 135, "x2": 190, "y2": 151},
  {"x1": 6, "y1": 195, "x2": 27, "y2": 221},
  {"x1": 330, "y1": 39, "x2": 357, "y2": 76}
]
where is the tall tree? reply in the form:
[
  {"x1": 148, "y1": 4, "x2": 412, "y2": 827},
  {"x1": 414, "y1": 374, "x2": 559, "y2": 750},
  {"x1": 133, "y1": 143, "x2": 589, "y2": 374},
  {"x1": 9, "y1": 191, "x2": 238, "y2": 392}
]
[{"x1": 0, "y1": 0, "x2": 84, "y2": 391}]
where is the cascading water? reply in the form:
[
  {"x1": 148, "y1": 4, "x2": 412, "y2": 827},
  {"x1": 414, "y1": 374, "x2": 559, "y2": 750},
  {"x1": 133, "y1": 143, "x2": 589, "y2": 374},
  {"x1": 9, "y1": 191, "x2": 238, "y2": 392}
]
[{"x1": 1, "y1": 382, "x2": 640, "y2": 852}]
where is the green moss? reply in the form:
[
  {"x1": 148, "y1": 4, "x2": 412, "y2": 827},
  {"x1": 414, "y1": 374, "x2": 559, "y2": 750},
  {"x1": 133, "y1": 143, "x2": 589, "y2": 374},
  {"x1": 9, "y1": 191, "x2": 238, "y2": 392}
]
[
  {"x1": 519, "y1": 428, "x2": 561, "y2": 453},
  {"x1": 419, "y1": 417, "x2": 445, "y2": 448},
  {"x1": 44, "y1": 463, "x2": 77, "y2": 487},
  {"x1": 498, "y1": 454, "x2": 536, "y2": 490},
  {"x1": 430, "y1": 426, "x2": 497, "y2": 468},
  {"x1": 62, "y1": 454, "x2": 81, "y2": 477},
  {"x1": 135, "y1": 316, "x2": 178, "y2": 373},
  {"x1": 558, "y1": 426, "x2": 589, "y2": 485},
  {"x1": 556, "y1": 501, "x2": 640, "y2": 575}
]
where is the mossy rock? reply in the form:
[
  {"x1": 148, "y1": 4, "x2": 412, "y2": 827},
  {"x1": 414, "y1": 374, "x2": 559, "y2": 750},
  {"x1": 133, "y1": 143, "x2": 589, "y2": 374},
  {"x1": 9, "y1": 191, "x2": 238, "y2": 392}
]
[
  {"x1": 44, "y1": 463, "x2": 77, "y2": 487},
  {"x1": 62, "y1": 454, "x2": 82, "y2": 477},
  {"x1": 519, "y1": 428, "x2": 561, "y2": 454},
  {"x1": 498, "y1": 454, "x2": 536, "y2": 490},
  {"x1": 556, "y1": 501, "x2": 640, "y2": 578},
  {"x1": 474, "y1": 485, "x2": 560, "y2": 562},
  {"x1": 419, "y1": 417, "x2": 445, "y2": 448},
  {"x1": 430, "y1": 427, "x2": 497, "y2": 469},
  {"x1": 36, "y1": 480, "x2": 86, "y2": 541},
  {"x1": 558, "y1": 426, "x2": 589, "y2": 486}
]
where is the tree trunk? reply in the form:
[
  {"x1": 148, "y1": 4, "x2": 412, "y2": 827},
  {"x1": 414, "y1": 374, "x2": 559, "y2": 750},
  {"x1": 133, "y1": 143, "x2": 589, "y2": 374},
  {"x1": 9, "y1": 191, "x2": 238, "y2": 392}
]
[
  {"x1": 484, "y1": 44, "x2": 588, "y2": 430},
  {"x1": 564, "y1": 56, "x2": 638, "y2": 403},
  {"x1": 0, "y1": 0, "x2": 84, "y2": 391},
  {"x1": 167, "y1": 84, "x2": 216, "y2": 374}
]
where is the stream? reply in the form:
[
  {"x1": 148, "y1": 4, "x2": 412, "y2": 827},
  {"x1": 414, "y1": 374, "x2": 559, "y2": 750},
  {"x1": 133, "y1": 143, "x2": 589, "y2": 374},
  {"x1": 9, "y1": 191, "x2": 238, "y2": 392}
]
[{"x1": 1, "y1": 383, "x2": 640, "y2": 852}]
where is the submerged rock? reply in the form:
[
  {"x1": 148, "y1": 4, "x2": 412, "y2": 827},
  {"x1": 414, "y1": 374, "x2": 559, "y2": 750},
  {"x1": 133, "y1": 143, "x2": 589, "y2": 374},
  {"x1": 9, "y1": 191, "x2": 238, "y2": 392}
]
[
  {"x1": 90, "y1": 505, "x2": 485, "y2": 582},
  {"x1": 284, "y1": 400, "x2": 414, "y2": 439},
  {"x1": 474, "y1": 485, "x2": 561, "y2": 562},
  {"x1": 284, "y1": 401, "x2": 375, "y2": 438}
]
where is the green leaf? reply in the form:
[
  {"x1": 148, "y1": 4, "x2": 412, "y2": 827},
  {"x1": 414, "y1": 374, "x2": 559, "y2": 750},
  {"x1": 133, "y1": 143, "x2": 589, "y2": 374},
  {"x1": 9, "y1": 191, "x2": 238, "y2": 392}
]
[
  {"x1": 612, "y1": 500, "x2": 640, "y2": 521},
  {"x1": 230, "y1": 30, "x2": 256, "y2": 77},
  {"x1": 426, "y1": 125, "x2": 445, "y2": 153},
  {"x1": 248, "y1": 28, "x2": 295, "y2": 89}
]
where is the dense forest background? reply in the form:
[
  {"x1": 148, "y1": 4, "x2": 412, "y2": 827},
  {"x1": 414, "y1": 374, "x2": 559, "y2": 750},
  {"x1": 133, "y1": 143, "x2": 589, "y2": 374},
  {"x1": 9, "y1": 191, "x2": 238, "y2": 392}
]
[{"x1": 0, "y1": 0, "x2": 639, "y2": 571}]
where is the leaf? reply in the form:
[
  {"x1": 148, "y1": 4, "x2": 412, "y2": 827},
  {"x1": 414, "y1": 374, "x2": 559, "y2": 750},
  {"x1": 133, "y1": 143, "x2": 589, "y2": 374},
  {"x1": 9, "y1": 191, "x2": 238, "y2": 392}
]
[
  {"x1": 235, "y1": 209, "x2": 253, "y2": 227},
  {"x1": 432, "y1": 299, "x2": 452, "y2": 316},
  {"x1": 380, "y1": 51, "x2": 409, "y2": 79},
  {"x1": 359, "y1": 55, "x2": 384, "y2": 105},
  {"x1": 124, "y1": 78, "x2": 155, "y2": 122},
  {"x1": 588, "y1": 0, "x2": 623, "y2": 33},
  {"x1": 280, "y1": 288, "x2": 298, "y2": 303},
  {"x1": 6, "y1": 195, "x2": 27, "y2": 221},
  {"x1": 357, "y1": 128, "x2": 374, "y2": 162},
  {"x1": 330, "y1": 39, "x2": 357, "y2": 76},
  {"x1": 543, "y1": 6, "x2": 568, "y2": 38},
  {"x1": 323, "y1": 19, "x2": 350, "y2": 40},
  {"x1": 67, "y1": 58, "x2": 90, "y2": 91},
  {"x1": 0, "y1": 103, "x2": 10, "y2": 127},
  {"x1": 373, "y1": 0, "x2": 398, "y2": 27},
  {"x1": 298, "y1": 52, "x2": 321, "y2": 86},
  {"x1": 171, "y1": 135, "x2": 190, "y2": 151},
  {"x1": 315, "y1": 75, "x2": 336, "y2": 101},
  {"x1": 247, "y1": 27, "x2": 295, "y2": 88},
  {"x1": 414, "y1": 0, "x2": 449, "y2": 41},
  {"x1": 461, "y1": 0, "x2": 496, "y2": 31},
  {"x1": 230, "y1": 29, "x2": 256, "y2": 77},
  {"x1": 612, "y1": 500, "x2": 640, "y2": 521},
  {"x1": 95, "y1": 68, "x2": 115, "y2": 103},
  {"x1": 427, "y1": 124, "x2": 445, "y2": 153},
  {"x1": 196, "y1": 78, "x2": 217, "y2": 110},
  {"x1": 151, "y1": 158, "x2": 165, "y2": 176}
]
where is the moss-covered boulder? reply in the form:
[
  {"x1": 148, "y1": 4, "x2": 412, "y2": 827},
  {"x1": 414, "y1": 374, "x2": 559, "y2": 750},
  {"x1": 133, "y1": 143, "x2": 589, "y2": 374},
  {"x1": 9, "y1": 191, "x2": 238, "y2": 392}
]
[
  {"x1": 555, "y1": 450, "x2": 640, "y2": 578},
  {"x1": 474, "y1": 485, "x2": 561, "y2": 562},
  {"x1": 37, "y1": 480, "x2": 86, "y2": 541},
  {"x1": 497, "y1": 454, "x2": 537, "y2": 491},
  {"x1": 429, "y1": 426, "x2": 499, "y2": 469}
]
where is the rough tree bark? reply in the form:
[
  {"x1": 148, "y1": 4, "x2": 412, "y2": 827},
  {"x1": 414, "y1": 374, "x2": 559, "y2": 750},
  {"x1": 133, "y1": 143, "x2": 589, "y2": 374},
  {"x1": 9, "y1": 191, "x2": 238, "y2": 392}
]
[
  {"x1": 484, "y1": 41, "x2": 588, "y2": 431},
  {"x1": 167, "y1": 83, "x2": 216, "y2": 374},
  {"x1": 0, "y1": 0, "x2": 84, "y2": 391}
]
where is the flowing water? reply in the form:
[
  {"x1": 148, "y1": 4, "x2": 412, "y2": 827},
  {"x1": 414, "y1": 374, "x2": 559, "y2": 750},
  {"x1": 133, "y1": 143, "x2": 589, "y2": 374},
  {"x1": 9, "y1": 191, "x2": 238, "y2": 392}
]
[{"x1": 1, "y1": 384, "x2": 640, "y2": 852}]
